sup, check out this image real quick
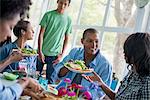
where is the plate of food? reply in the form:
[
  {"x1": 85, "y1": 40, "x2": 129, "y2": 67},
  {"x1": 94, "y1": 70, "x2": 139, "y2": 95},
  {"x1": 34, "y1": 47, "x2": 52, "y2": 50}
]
[
  {"x1": 12, "y1": 70, "x2": 27, "y2": 78},
  {"x1": 3, "y1": 72, "x2": 19, "y2": 81},
  {"x1": 21, "y1": 48, "x2": 38, "y2": 56},
  {"x1": 64, "y1": 60, "x2": 94, "y2": 73}
]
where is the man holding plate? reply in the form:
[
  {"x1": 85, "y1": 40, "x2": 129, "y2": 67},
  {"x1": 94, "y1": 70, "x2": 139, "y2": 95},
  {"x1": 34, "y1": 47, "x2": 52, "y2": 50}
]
[{"x1": 53, "y1": 28, "x2": 112, "y2": 99}]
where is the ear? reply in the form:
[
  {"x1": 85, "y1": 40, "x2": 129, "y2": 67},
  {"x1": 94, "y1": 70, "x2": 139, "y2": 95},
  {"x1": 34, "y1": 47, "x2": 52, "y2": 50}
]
[{"x1": 21, "y1": 29, "x2": 25, "y2": 35}]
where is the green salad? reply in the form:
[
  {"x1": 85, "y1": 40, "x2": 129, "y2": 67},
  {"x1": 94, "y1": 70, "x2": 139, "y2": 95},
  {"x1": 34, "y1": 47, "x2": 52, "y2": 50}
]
[
  {"x1": 3, "y1": 72, "x2": 19, "y2": 81},
  {"x1": 65, "y1": 60, "x2": 88, "y2": 70},
  {"x1": 21, "y1": 48, "x2": 37, "y2": 54}
]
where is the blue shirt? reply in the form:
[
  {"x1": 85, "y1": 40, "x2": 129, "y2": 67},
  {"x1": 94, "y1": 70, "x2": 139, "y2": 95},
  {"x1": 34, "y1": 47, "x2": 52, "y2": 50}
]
[
  {"x1": 0, "y1": 41, "x2": 37, "y2": 72},
  {"x1": 53, "y1": 48, "x2": 112, "y2": 99},
  {"x1": 0, "y1": 80, "x2": 23, "y2": 100}
]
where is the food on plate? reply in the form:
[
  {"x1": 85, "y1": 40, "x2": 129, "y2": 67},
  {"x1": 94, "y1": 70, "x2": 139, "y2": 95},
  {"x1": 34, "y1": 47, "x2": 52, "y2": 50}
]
[
  {"x1": 12, "y1": 70, "x2": 27, "y2": 78},
  {"x1": 64, "y1": 60, "x2": 93, "y2": 73},
  {"x1": 65, "y1": 60, "x2": 88, "y2": 70},
  {"x1": 3, "y1": 72, "x2": 19, "y2": 81},
  {"x1": 21, "y1": 48, "x2": 37, "y2": 55}
]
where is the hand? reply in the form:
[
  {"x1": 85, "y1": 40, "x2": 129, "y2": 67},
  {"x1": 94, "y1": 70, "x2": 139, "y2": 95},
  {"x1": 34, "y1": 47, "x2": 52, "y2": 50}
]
[
  {"x1": 82, "y1": 71, "x2": 103, "y2": 85},
  {"x1": 38, "y1": 52, "x2": 45, "y2": 63},
  {"x1": 52, "y1": 54, "x2": 62, "y2": 65},
  {"x1": 27, "y1": 78, "x2": 42, "y2": 92},
  {"x1": 18, "y1": 77, "x2": 42, "y2": 92},
  {"x1": 58, "y1": 67, "x2": 70, "y2": 78},
  {"x1": 23, "y1": 88, "x2": 41, "y2": 100},
  {"x1": 9, "y1": 50, "x2": 23, "y2": 63}
]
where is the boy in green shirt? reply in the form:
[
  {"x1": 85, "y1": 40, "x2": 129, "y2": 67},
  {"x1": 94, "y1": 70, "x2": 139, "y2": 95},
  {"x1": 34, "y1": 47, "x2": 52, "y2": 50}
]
[{"x1": 37, "y1": 0, "x2": 72, "y2": 83}]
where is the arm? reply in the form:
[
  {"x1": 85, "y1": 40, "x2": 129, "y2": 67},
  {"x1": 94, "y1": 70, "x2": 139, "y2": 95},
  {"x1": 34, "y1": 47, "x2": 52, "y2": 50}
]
[
  {"x1": 0, "y1": 57, "x2": 12, "y2": 71},
  {"x1": 0, "y1": 78, "x2": 41, "y2": 100},
  {"x1": 99, "y1": 81, "x2": 116, "y2": 100},
  {"x1": 83, "y1": 71, "x2": 116, "y2": 100},
  {"x1": 0, "y1": 51, "x2": 23, "y2": 72},
  {"x1": 58, "y1": 67, "x2": 69, "y2": 78},
  {"x1": 61, "y1": 34, "x2": 69, "y2": 56},
  {"x1": 38, "y1": 26, "x2": 45, "y2": 63},
  {"x1": 53, "y1": 48, "x2": 77, "y2": 79},
  {"x1": 98, "y1": 63, "x2": 115, "y2": 99}
]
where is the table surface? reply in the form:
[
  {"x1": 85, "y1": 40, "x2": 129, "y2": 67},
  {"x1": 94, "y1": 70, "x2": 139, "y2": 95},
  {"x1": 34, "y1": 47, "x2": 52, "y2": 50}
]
[{"x1": 0, "y1": 73, "x2": 62, "y2": 99}]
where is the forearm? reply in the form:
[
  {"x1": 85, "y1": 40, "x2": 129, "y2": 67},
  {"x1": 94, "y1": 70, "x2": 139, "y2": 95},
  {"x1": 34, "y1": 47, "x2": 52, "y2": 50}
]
[
  {"x1": 99, "y1": 82, "x2": 115, "y2": 100},
  {"x1": 38, "y1": 35, "x2": 43, "y2": 53},
  {"x1": 0, "y1": 57, "x2": 12, "y2": 72},
  {"x1": 17, "y1": 78, "x2": 29, "y2": 89},
  {"x1": 58, "y1": 67, "x2": 69, "y2": 78},
  {"x1": 38, "y1": 27, "x2": 45, "y2": 53},
  {"x1": 61, "y1": 35, "x2": 69, "y2": 55}
]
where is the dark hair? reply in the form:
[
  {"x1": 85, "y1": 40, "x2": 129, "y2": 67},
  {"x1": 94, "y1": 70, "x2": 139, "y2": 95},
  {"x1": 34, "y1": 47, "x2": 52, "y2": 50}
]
[
  {"x1": 0, "y1": 0, "x2": 32, "y2": 20},
  {"x1": 124, "y1": 32, "x2": 150, "y2": 76},
  {"x1": 13, "y1": 20, "x2": 30, "y2": 37},
  {"x1": 57, "y1": 0, "x2": 71, "y2": 4},
  {"x1": 68, "y1": 0, "x2": 71, "y2": 4},
  {"x1": 82, "y1": 28, "x2": 98, "y2": 39}
]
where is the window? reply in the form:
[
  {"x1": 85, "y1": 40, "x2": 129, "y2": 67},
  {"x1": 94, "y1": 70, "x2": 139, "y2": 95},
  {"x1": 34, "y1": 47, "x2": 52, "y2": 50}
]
[{"x1": 28, "y1": 0, "x2": 149, "y2": 81}]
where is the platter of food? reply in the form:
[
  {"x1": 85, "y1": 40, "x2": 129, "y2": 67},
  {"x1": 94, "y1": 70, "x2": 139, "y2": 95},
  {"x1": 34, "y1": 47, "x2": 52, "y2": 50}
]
[
  {"x1": 21, "y1": 48, "x2": 38, "y2": 56},
  {"x1": 64, "y1": 60, "x2": 94, "y2": 73},
  {"x1": 3, "y1": 72, "x2": 19, "y2": 81}
]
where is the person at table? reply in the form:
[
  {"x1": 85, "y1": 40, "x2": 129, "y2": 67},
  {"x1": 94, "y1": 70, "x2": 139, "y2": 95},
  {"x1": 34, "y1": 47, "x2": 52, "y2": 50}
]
[
  {"x1": 83, "y1": 32, "x2": 150, "y2": 100},
  {"x1": 0, "y1": 0, "x2": 42, "y2": 100},
  {"x1": 0, "y1": 20, "x2": 36, "y2": 72},
  {"x1": 37, "y1": 0, "x2": 72, "y2": 84},
  {"x1": 53, "y1": 28, "x2": 112, "y2": 99}
]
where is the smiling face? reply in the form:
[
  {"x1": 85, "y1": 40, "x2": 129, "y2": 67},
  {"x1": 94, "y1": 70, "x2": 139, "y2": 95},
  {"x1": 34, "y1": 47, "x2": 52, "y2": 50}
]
[
  {"x1": 81, "y1": 32, "x2": 99, "y2": 55},
  {"x1": 57, "y1": 0, "x2": 70, "y2": 13}
]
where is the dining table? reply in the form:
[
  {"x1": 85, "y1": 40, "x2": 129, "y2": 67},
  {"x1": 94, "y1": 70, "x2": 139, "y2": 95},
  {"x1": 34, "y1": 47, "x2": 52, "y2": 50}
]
[{"x1": 0, "y1": 73, "x2": 62, "y2": 100}]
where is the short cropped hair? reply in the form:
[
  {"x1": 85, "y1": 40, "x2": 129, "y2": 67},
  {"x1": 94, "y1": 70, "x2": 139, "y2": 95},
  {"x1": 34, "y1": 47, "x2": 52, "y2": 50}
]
[
  {"x1": 57, "y1": 0, "x2": 71, "y2": 4},
  {"x1": 82, "y1": 28, "x2": 98, "y2": 39},
  {"x1": 124, "y1": 32, "x2": 150, "y2": 76}
]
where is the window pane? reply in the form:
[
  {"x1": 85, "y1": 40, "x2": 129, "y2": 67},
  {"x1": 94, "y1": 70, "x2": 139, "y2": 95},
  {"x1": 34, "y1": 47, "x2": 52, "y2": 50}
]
[
  {"x1": 68, "y1": 0, "x2": 82, "y2": 24},
  {"x1": 107, "y1": 0, "x2": 136, "y2": 28},
  {"x1": 74, "y1": 29, "x2": 84, "y2": 47},
  {"x1": 80, "y1": 0, "x2": 107, "y2": 25},
  {"x1": 101, "y1": 32, "x2": 130, "y2": 80}
]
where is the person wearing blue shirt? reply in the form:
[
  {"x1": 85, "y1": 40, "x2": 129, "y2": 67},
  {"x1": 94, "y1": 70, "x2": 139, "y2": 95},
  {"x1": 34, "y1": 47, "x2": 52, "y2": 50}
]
[
  {"x1": 53, "y1": 28, "x2": 112, "y2": 99},
  {"x1": 0, "y1": 20, "x2": 36, "y2": 72}
]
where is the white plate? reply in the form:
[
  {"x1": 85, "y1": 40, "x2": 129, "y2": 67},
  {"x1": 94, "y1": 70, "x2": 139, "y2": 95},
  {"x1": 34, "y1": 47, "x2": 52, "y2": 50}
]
[
  {"x1": 64, "y1": 65, "x2": 94, "y2": 73},
  {"x1": 22, "y1": 53, "x2": 38, "y2": 56}
]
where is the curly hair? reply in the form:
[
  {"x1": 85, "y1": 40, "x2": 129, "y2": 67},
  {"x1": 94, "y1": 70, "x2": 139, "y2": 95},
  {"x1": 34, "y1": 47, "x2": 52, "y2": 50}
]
[
  {"x1": 124, "y1": 32, "x2": 150, "y2": 76},
  {"x1": 0, "y1": 0, "x2": 32, "y2": 20}
]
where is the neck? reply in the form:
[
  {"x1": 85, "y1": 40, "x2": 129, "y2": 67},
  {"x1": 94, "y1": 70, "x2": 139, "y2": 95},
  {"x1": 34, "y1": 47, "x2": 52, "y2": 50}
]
[
  {"x1": 56, "y1": 9, "x2": 64, "y2": 14},
  {"x1": 84, "y1": 52, "x2": 95, "y2": 65},
  {"x1": 16, "y1": 37, "x2": 27, "y2": 48}
]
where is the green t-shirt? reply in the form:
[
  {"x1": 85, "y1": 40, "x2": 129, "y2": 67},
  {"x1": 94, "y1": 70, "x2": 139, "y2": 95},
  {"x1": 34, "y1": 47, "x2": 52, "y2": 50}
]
[{"x1": 40, "y1": 10, "x2": 72, "y2": 56}]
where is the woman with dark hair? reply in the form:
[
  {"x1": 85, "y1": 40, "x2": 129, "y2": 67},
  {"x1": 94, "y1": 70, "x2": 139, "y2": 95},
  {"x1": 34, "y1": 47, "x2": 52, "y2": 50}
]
[
  {"x1": 0, "y1": 0, "x2": 42, "y2": 100},
  {"x1": 0, "y1": 0, "x2": 32, "y2": 72},
  {"x1": 0, "y1": 20, "x2": 36, "y2": 72},
  {"x1": 83, "y1": 32, "x2": 150, "y2": 100}
]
